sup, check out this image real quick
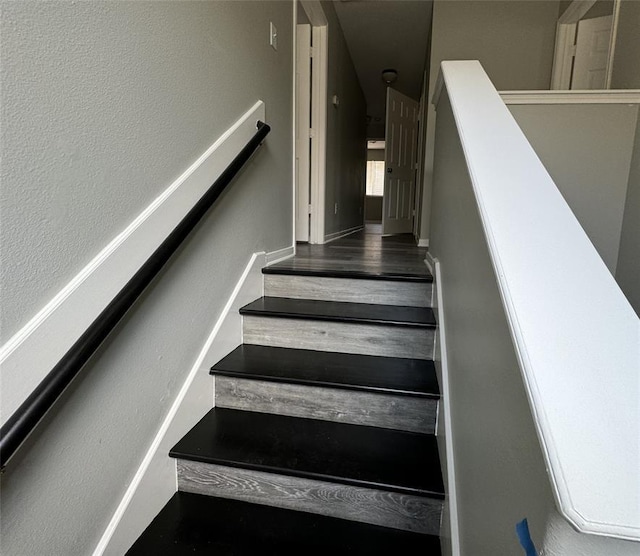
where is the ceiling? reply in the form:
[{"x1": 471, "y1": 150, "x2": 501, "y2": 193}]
[{"x1": 333, "y1": 0, "x2": 434, "y2": 139}]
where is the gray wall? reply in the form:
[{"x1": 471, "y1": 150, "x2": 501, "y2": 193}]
[
  {"x1": 431, "y1": 91, "x2": 640, "y2": 556},
  {"x1": 431, "y1": 93, "x2": 556, "y2": 555},
  {"x1": 419, "y1": 0, "x2": 561, "y2": 242},
  {"x1": 616, "y1": 115, "x2": 640, "y2": 316},
  {"x1": 364, "y1": 196, "x2": 383, "y2": 222},
  {"x1": 321, "y1": 1, "x2": 367, "y2": 238},
  {"x1": 0, "y1": 2, "x2": 293, "y2": 554},
  {"x1": 508, "y1": 103, "x2": 639, "y2": 273},
  {"x1": 611, "y1": 0, "x2": 640, "y2": 89}
]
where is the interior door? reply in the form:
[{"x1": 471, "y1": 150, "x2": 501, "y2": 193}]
[
  {"x1": 572, "y1": 15, "x2": 613, "y2": 89},
  {"x1": 382, "y1": 88, "x2": 419, "y2": 235},
  {"x1": 295, "y1": 24, "x2": 312, "y2": 241}
]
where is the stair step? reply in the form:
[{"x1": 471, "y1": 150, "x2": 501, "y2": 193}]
[
  {"x1": 264, "y1": 273, "x2": 432, "y2": 307},
  {"x1": 263, "y1": 264, "x2": 433, "y2": 283},
  {"x1": 170, "y1": 408, "x2": 443, "y2": 497},
  {"x1": 126, "y1": 492, "x2": 442, "y2": 555},
  {"x1": 211, "y1": 345, "x2": 439, "y2": 398},
  {"x1": 170, "y1": 409, "x2": 444, "y2": 534},
  {"x1": 239, "y1": 297, "x2": 436, "y2": 328}
]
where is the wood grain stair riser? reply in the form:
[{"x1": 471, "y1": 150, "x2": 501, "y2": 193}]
[
  {"x1": 264, "y1": 274, "x2": 432, "y2": 307},
  {"x1": 242, "y1": 316, "x2": 435, "y2": 359},
  {"x1": 176, "y1": 460, "x2": 443, "y2": 535},
  {"x1": 215, "y1": 377, "x2": 437, "y2": 434}
]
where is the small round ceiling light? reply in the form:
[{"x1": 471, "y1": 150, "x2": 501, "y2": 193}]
[{"x1": 381, "y1": 69, "x2": 398, "y2": 85}]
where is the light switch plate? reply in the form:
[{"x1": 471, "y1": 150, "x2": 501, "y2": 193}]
[{"x1": 270, "y1": 22, "x2": 278, "y2": 51}]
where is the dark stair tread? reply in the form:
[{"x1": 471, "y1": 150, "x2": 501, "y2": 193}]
[
  {"x1": 263, "y1": 265, "x2": 433, "y2": 283},
  {"x1": 127, "y1": 492, "x2": 442, "y2": 555},
  {"x1": 239, "y1": 297, "x2": 436, "y2": 328},
  {"x1": 211, "y1": 345, "x2": 439, "y2": 399},
  {"x1": 170, "y1": 408, "x2": 444, "y2": 498}
]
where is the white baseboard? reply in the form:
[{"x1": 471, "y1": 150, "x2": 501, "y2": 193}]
[
  {"x1": 418, "y1": 238, "x2": 429, "y2": 247},
  {"x1": 265, "y1": 245, "x2": 295, "y2": 266},
  {"x1": 432, "y1": 258, "x2": 461, "y2": 556},
  {"x1": 323, "y1": 225, "x2": 363, "y2": 244},
  {"x1": 424, "y1": 252, "x2": 435, "y2": 274},
  {"x1": 0, "y1": 101, "x2": 266, "y2": 427},
  {"x1": 93, "y1": 251, "x2": 266, "y2": 556}
]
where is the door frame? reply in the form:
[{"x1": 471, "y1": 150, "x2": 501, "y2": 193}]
[
  {"x1": 295, "y1": 22, "x2": 312, "y2": 242},
  {"x1": 295, "y1": 0, "x2": 328, "y2": 244},
  {"x1": 551, "y1": 0, "x2": 621, "y2": 90}
]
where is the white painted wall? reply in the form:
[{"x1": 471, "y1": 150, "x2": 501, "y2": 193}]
[
  {"x1": 616, "y1": 115, "x2": 640, "y2": 315},
  {"x1": 430, "y1": 61, "x2": 639, "y2": 554},
  {"x1": 321, "y1": 0, "x2": 367, "y2": 240},
  {"x1": 419, "y1": 0, "x2": 561, "y2": 243},
  {"x1": 0, "y1": 2, "x2": 293, "y2": 554},
  {"x1": 508, "y1": 103, "x2": 639, "y2": 273}
]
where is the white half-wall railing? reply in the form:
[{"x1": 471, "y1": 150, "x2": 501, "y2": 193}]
[{"x1": 433, "y1": 61, "x2": 639, "y2": 541}]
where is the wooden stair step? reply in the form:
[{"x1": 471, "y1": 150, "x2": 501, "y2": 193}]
[
  {"x1": 126, "y1": 492, "x2": 442, "y2": 555},
  {"x1": 239, "y1": 297, "x2": 436, "y2": 328},
  {"x1": 170, "y1": 408, "x2": 444, "y2": 498},
  {"x1": 262, "y1": 264, "x2": 433, "y2": 283},
  {"x1": 210, "y1": 345, "x2": 439, "y2": 398},
  {"x1": 263, "y1": 272, "x2": 432, "y2": 307}
]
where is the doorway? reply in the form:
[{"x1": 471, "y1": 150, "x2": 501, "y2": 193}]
[
  {"x1": 551, "y1": 0, "x2": 620, "y2": 90},
  {"x1": 294, "y1": 1, "x2": 328, "y2": 244}
]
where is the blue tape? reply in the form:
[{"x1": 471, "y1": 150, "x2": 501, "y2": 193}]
[{"x1": 516, "y1": 518, "x2": 538, "y2": 556}]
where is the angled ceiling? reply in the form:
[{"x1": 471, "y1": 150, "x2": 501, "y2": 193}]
[{"x1": 333, "y1": 0, "x2": 434, "y2": 138}]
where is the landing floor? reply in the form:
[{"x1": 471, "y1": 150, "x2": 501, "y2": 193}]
[{"x1": 273, "y1": 224, "x2": 429, "y2": 279}]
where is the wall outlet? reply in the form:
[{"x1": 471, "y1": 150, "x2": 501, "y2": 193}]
[{"x1": 270, "y1": 22, "x2": 278, "y2": 51}]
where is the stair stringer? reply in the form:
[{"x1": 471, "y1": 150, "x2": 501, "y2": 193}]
[
  {"x1": 429, "y1": 252, "x2": 461, "y2": 556},
  {"x1": 92, "y1": 250, "x2": 281, "y2": 556}
]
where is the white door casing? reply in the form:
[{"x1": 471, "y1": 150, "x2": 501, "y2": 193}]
[
  {"x1": 382, "y1": 88, "x2": 419, "y2": 235},
  {"x1": 295, "y1": 23, "x2": 312, "y2": 242},
  {"x1": 572, "y1": 15, "x2": 614, "y2": 89}
]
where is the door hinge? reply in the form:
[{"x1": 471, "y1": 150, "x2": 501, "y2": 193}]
[
  {"x1": 570, "y1": 44, "x2": 577, "y2": 56},
  {"x1": 309, "y1": 47, "x2": 314, "y2": 58},
  {"x1": 412, "y1": 209, "x2": 416, "y2": 216},
  {"x1": 309, "y1": 128, "x2": 315, "y2": 138},
  {"x1": 308, "y1": 204, "x2": 313, "y2": 214}
]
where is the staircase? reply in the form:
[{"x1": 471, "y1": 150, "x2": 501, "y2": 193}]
[{"x1": 127, "y1": 258, "x2": 444, "y2": 554}]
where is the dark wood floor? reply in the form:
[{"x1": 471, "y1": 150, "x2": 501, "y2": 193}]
[{"x1": 272, "y1": 224, "x2": 429, "y2": 279}]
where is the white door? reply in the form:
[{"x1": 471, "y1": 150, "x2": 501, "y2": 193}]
[
  {"x1": 572, "y1": 15, "x2": 613, "y2": 89},
  {"x1": 295, "y1": 24, "x2": 312, "y2": 241},
  {"x1": 382, "y1": 88, "x2": 419, "y2": 235}
]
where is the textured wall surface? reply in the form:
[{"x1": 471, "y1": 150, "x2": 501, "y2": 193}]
[
  {"x1": 0, "y1": 2, "x2": 293, "y2": 554},
  {"x1": 508, "y1": 103, "x2": 638, "y2": 273},
  {"x1": 321, "y1": 0, "x2": 367, "y2": 238}
]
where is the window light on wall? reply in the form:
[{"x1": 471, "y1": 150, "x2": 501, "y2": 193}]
[{"x1": 366, "y1": 161, "x2": 385, "y2": 197}]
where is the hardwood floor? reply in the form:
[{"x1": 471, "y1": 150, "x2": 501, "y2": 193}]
[{"x1": 269, "y1": 225, "x2": 429, "y2": 279}]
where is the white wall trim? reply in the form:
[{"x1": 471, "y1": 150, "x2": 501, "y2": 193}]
[
  {"x1": 440, "y1": 61, "x2": 640, "y2": 541},
  {"x1": 500, "y1": 90, "x2": 640, "y2": 105},
  {"x1": 558, "y1": 0, "x2": 597, "y2": 24},
  {"x1": 550, "y1": 22, "x2": 577, "y2": 90},
  {"x1": 323, "y1": 225, "x2": 363, "y2": 244},
  {"x1": 310, "y1": 24, "x2": 328, "y2": 244},
  {"x1": 0, "y1": 101, "x2": 266, "y2": 427},
  {"x1": 265, "y1": 245, "x2": 295, "y2": 266},
  {"x1": 92, "y1": 251, "x2": 266, "y2": 555},
  {"x1": 432, "y1": 257, "x2": 461, "y2": 556},
  {"x1": 292, "y1": 1, "x2": 299, "y2": 253}
]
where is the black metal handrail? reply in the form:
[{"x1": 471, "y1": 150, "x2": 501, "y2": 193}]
[{"x1": 0, "y1": 120, "x2": 271, "y2": 469}]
